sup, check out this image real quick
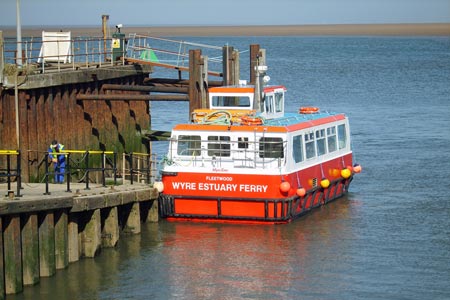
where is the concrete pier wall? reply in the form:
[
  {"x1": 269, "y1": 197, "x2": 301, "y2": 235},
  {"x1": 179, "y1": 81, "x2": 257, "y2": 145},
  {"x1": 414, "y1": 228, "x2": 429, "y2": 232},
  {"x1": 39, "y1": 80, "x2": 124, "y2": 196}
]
[{"x1": 0, "y1": 184, "x2": 158, "y2": 298}]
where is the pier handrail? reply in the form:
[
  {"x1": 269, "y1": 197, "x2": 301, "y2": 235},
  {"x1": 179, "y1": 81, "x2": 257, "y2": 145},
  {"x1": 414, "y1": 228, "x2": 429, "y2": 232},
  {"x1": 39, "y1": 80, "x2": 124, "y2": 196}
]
[
  {"x1": 2, "y1": 32, "x2": 230, "y2": 77},
  {"x1": 0, "y1": 150, "x2": 22, "y2": 197},
  {"x1": 26, "y1": 149, "x2": 118, "y2": 195},
  {"x1": 126, "y1": 33, "x2": 224, "y2": 74},
  {"x1": 123, "y1": 152, "x2": 157, "y2": 185},
  {"x1": 2, "y1": 35, "x2": 120, "y2": 74}
]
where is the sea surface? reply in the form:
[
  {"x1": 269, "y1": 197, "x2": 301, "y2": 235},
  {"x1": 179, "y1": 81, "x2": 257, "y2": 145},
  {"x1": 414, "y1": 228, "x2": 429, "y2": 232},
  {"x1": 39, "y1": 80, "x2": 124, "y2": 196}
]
[{"x1": 9, "y1": 36, "x2": 450, "y2": 300}]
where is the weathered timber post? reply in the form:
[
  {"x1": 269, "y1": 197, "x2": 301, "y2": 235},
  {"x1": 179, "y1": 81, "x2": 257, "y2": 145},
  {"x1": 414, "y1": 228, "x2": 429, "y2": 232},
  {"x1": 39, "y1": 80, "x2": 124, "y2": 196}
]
[
  {"x1": 231, "y1": 49, "x2": 240, "y2": 85},
  {"x1": 54, "y1": 210, "x2": 69, "y2": 269},
  {"x1": 250, "y1": 44, "x2": 261, "y2": 85},
  {"x1": 102, "y1": 15, "x2": 109, "y2": 62},
  {"x1": 68, "y1": 214, "x2": 79, "y2": 263},
  {"x1": 21, "y1": 213, "x2": 39, "y2": 286},
  {"x1": 101, "y1": 206, "x2": 119, "y2": 247},
  {"x1": 189, "y1": 49, "x2": 206, "y2": 116},
  {"x1": 0, "y1": 219, "x2": 4, "y2": 300},
  {"x1": 3, "y1": 215, "x2": 23, "y2": 294},
  {"x1": 223, "y1": 46, "x2": 240, "y2": 85},
  {"x1": 200, "y1": 55, "x2": 208, "y2": 109},
  {"x1": 38, "y1": 211, "x2": 56, "y2": 277},
  {"x1": 80, "y1": 209, "x2": 102, "y2": 258}
]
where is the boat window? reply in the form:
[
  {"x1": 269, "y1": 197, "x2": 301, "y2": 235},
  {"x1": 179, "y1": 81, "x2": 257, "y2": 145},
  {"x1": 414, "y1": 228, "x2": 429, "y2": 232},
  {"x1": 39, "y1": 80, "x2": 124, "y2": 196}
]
[
  {"x1": 293, "y1": 135, "x2": 304, "y2": 163},
  {"x1": 275, "y1": 92, "x2": 283, "y2": 113},
  {"x1": 259, "y1": 137, "x2": 284, "y2": 158},
  {"x1": 238, "y1": 137, "x2": 249, "y2": 149},
  {"x1": 327, "y1": 126, "x2": 337, "y2": 152},
  {"x1": 177, "y1": 135, "x2": 201, "y2": 156},
  {"x1": 265, "y1": 94, "x2": 274, "y2": 114},
  {"x1": 305, "y1": 132, "x2": 316, "y2": 159},
  {"x1": 316, "y1": 129, "x2": 326, "y2": 156},
  {"x1": 338, "y1": 124, "x2": 347, "y2": 149},
  {"x1": 207, "y1": 136, "x2": 231, "y2": 157},
  {"x1": 212, "y1": 96, "x2": 250, "y2": 107}
]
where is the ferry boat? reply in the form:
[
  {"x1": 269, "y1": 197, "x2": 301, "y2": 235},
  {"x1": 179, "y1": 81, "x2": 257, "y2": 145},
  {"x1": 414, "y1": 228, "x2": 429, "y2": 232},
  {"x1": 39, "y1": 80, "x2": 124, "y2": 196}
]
[{"x1": 156, "y1": 64, "x2": 361, "y2": 224}]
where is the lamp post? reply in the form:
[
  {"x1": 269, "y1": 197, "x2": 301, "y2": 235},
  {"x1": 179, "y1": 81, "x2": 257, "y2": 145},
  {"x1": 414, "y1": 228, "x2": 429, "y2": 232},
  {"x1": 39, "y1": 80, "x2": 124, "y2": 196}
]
[
  {"x1": 15, "y1": 0, "x2": 22, "y2": 150},
  {"x1": 16, "y1": 0, "x2": 22, "y2": 66}
]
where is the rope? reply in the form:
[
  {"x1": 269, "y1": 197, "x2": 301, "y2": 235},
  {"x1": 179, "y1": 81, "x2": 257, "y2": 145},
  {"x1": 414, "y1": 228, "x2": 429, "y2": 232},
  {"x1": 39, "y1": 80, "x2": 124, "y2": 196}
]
[{"x1": 200, "y1": 110, "x2": 232, "y2": 125}]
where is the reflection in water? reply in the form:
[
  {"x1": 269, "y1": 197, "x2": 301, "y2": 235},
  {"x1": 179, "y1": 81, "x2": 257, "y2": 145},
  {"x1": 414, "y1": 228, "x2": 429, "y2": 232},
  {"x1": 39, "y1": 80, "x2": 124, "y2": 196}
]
[
  {"x1": 157, "y1": 197, "x2": 355, "y2": 299},
  {"x1": 8, "y1": 198, "x2": 356, "y2": 300}
]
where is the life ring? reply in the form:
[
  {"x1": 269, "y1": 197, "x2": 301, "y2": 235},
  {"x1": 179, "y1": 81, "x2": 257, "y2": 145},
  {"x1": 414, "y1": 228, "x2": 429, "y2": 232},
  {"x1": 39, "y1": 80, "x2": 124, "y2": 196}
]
[
  {"x1": 240, "y1": 115, "x2": 263, "y2": 126},
  {"x1": 299, "y1": 107, "x2": 320, "y2": 114}
]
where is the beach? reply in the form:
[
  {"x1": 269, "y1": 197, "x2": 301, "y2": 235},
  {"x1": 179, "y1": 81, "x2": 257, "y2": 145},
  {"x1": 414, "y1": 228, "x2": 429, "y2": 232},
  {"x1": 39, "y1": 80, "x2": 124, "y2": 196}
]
[{"x1": 1, "y1": 23, "x2": 450, "y2": 37}]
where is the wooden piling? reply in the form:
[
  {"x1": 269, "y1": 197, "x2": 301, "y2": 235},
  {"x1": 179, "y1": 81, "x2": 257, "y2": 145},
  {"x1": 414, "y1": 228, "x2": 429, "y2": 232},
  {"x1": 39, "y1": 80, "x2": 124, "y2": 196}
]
[
  {"x1": 38, "y1": 212, "x2": 56, "y2": 277},
  {"x1": 250, "y1": 44, "x2": 261, "y2": 85},
  {"x1": 223, "y1": 46, "x2": 240, "y2": 85},
  {"x1": 80, "y1": 209, "x2": 102, "y2": 258},
  {"x1": 3, "y1": 215, "x2": 23, "y2": 294},
  {"x1": 54, "y1": 210, "x2": 68, "y2": 269},
  {"x1": 0, "y1": 219, "x2": 4, "y2": 300},
  {"x1": 68, "y1": 213, "x2": 80, "y2": 263},
  {"x1": 189, "y1": 49, "x2": 204, "y2": 115},
  {"x1": 21, "y1": 213, "x2": 39, "y2": 286}
]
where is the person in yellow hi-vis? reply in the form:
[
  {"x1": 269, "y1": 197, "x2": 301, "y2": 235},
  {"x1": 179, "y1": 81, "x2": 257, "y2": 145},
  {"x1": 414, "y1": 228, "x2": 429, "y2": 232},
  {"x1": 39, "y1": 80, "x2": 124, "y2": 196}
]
[{"x1": 48, "y1": 140, "x2": 65, "y2": 183}]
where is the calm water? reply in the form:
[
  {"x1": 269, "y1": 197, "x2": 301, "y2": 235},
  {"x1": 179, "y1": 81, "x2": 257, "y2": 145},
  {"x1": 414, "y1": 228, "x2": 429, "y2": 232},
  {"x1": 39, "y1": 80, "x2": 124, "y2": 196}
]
[{"x1": 10, "y1": 36, "x2": 450, "y2": 300}]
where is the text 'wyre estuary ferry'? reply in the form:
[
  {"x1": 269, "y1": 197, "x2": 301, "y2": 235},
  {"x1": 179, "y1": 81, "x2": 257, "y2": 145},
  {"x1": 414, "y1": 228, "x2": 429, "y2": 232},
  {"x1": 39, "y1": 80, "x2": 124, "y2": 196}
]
[{"x1": 155, "y1": 62, "x2": 361, "y2": 224}]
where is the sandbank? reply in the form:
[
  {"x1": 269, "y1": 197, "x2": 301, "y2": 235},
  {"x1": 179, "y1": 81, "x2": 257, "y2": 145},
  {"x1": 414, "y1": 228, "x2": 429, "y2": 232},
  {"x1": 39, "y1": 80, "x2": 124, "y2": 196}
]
[{"x1": 1, "y1": 23, "x2": 449, "y2": 37}]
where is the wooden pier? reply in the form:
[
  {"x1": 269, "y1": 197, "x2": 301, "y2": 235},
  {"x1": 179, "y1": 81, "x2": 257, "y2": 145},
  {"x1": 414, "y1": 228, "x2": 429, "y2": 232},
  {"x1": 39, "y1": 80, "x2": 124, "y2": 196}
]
[
  {"x1": 0, "y1": 26, "x2": 265, "y2": 298},
  {"x1": 0, "y1": 182, "x2": 158, "y2": 298}
]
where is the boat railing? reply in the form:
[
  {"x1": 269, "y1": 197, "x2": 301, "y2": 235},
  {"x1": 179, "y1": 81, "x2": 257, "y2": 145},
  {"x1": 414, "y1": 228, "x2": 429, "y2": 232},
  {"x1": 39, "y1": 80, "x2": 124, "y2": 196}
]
[{"x1": 166, "y1": 138, "x2": 287, "y2": 170}]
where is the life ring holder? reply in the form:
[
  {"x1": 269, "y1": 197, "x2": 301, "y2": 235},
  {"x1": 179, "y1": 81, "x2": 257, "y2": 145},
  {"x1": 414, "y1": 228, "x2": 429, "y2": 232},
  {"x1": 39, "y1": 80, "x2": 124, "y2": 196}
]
[
  {"x1": 240, "y1": 115, "x2": 264, "y2": 126},
  {"x1": 299, "y1": 107, "x2": 320, "y2": 114}
]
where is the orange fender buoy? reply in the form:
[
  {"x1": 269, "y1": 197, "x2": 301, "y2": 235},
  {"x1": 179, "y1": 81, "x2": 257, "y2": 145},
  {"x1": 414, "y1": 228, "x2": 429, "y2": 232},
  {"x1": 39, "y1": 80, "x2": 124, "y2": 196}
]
[{"x1": 299, "y1": 107, "x2": 320, "y2": 114}]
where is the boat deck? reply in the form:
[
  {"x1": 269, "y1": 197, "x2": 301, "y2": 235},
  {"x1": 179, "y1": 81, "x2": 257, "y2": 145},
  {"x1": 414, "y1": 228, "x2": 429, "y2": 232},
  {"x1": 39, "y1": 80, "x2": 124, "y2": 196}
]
[{"x1": 264, "y1": 111, "x2": 341, "y2": 126}]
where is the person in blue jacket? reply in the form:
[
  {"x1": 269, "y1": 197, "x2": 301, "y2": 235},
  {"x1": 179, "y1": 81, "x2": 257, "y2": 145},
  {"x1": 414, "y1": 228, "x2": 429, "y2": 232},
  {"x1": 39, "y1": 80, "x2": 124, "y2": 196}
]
[{"x1": 48, "y1": 140, "x2": 66, "y2": 183}]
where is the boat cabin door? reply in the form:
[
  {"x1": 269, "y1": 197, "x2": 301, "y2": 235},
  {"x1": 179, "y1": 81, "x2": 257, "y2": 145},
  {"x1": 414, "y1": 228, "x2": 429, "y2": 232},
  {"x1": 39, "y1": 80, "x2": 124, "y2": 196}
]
[{"x1": 260, "y1": 87, "x2": 285, "y2": 119}]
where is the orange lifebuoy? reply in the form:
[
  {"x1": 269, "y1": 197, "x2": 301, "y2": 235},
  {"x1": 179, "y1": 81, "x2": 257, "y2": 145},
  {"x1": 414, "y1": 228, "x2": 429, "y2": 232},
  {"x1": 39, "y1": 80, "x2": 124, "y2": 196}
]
[
  {"x1": 299, "y1": 107, "x2": 320, "y2": 114},
  {"x1": 240, "y1": 115, "x2": 263, "y2": 126}
]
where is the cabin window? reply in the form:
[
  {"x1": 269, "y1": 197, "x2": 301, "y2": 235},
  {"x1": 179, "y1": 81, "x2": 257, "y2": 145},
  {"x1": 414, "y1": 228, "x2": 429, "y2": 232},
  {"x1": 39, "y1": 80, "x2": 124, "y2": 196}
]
[
  {"x1": 275, "y1": 92, "x2": 283, "y2": 112},
  {"x1": 316, "y1": 129, "x2": 326, "y2": 156},
  {"x1": 259, "y1": 137, "x2": 284, "y2": 158},
  {"x1": 327, "y1": 126, "x2": 337, "y2": 152},
  {"x1": 265, "y1": 94, "x2": 274, "y2": 114},
  {"x1": 293, "y1": 135, "x2": 304, "y2": 163},
  {"x1": 338, "y1": 124, "x2": 347, "y2": 149},
  {"x1": 305, "y1": 132, "x2": 316, "y2": 159},
  {"x1": 178, "y1": 135, "x2": 201, "y2": 156},
  {"x1": 212, "y1": 96, "x2": 250, "y2": 107},
  {"x1": 207, "y1": 136, "x2": 231, "y2": 157},
  {"x1": 238, "y1": 137, "x2": 249, "y2": 149}
]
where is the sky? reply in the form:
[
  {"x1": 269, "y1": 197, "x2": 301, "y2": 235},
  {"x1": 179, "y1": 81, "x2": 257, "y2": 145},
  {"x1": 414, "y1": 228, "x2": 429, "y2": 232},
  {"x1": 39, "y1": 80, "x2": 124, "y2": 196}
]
[{"x1": 0, "y1": 0, "x2": 449, "y2": 27}]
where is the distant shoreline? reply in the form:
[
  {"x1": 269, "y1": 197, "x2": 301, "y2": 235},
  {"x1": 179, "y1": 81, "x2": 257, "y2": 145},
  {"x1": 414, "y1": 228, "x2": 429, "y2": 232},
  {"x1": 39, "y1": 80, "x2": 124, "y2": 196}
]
[{"x1": 1, "y1": 23, "x2": 450, "y2": 37}]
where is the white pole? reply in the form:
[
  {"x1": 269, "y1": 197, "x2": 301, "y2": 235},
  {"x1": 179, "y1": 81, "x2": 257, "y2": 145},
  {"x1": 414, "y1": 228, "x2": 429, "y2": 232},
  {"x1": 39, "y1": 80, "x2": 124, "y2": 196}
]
[
  {"x1": 15, "y1": 72, "x2": 20, "y2": 149},
  {"x1": 16, "y1": 0, "x2": 22, "y2": 66}
]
